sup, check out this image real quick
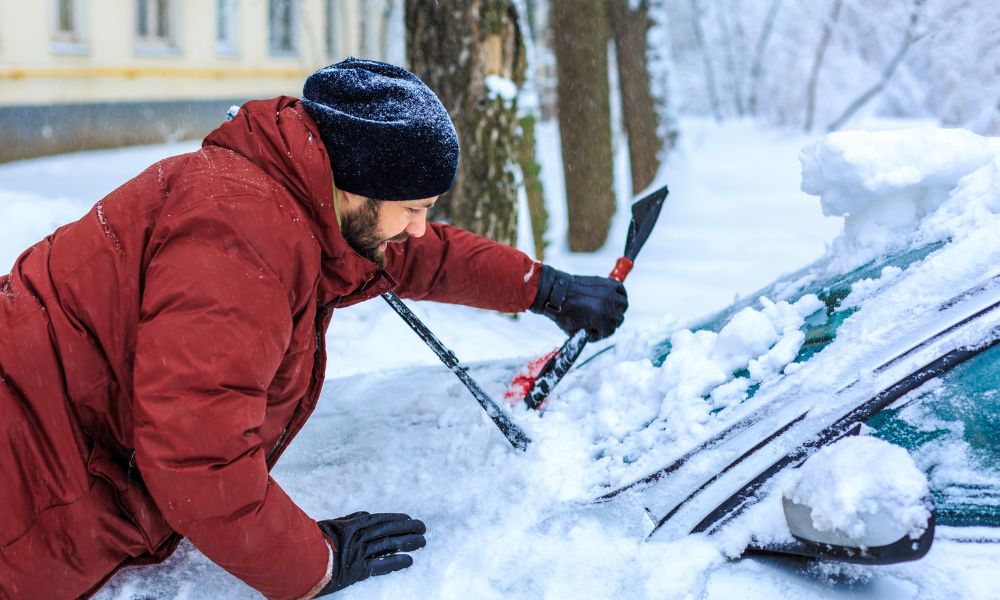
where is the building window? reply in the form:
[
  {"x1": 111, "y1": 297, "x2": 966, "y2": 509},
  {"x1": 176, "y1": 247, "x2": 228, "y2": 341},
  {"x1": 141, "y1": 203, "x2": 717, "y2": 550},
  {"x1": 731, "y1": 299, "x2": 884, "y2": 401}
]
[
  {"x1": 269, "y1": 0, "x2": 299, "y2": 57},
  {"x1": 135, "y1": 0, "x2": 178, "y2": 53},
  {"x1": 57, "y1": 0, "x2": 76, "y2": 35},
  {"x1": 52, "y1": 0, "x2": 88, "y2": 54},
  {"x1": 216, "y1": 0, "x2": 239, "y2": 56}
]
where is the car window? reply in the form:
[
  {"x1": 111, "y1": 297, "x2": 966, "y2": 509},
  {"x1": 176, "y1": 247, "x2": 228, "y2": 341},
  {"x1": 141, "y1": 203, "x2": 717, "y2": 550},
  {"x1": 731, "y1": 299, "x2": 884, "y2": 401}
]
[
  {"x1": 650, "y1": 241, "x2": 947, "y2": 374},
  {"x1": 866, "y1": 343, "x2": 1000, "y2": 527}
]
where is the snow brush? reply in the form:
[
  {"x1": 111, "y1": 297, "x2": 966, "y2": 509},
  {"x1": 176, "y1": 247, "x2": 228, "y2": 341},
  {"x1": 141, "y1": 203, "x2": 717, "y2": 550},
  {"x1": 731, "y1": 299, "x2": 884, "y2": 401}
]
[
  {"x1": 509, "y1": 184, "x2": 669, "y2": 411},
  {"x1": 381, "y1": 291, "x2": 531, "y2": 451}
]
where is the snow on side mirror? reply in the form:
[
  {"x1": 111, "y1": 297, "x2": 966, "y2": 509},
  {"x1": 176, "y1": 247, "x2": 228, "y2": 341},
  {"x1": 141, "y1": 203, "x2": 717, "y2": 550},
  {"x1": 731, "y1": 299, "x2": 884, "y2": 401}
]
[
  {"x1": 781, "y1": 494, "x2": 935, "y2": 564},
  {"x1": 763, "y1": 436, "x2": 935, "y2": 565}
]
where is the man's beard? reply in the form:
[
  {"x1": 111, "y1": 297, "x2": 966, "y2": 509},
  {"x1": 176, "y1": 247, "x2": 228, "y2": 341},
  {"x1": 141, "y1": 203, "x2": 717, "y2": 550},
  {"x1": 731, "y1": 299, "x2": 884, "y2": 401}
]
[{"x1": 339, "y1": 198, "x2": 409, "y2": 267}]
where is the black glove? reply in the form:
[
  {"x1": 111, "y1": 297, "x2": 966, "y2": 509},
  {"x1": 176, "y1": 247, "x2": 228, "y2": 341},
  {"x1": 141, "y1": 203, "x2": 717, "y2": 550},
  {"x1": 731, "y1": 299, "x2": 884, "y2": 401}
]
[
  {"x1": 529, "y1": 265, "x2": 628, "y2": 341},
  {"x1": 315, "y1": 511, "x2": 426, "y2": 596}
]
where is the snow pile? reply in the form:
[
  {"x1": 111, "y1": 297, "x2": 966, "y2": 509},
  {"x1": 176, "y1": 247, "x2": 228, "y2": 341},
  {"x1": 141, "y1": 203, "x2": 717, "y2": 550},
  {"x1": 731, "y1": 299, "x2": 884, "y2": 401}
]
[
  {"x1": 838, "y1": 265, "x2": 903, "y2": 310},
  {"x1": 800, "y1": 128, "x2": 1000, "y2": 268},
  {"x1": 656, "y1": 295, "x2": 821, "y2": 414},
  {"x1": 785, "y1": 127, "x2": 1000, "y2": 387},
  {"x1": 542, "y1": 293, "x2": 821, "y2": 490},
  {"x1": 784, "y1": 436, "x2": 931, "y2": 543},
  {"x1": 484, "y1": 75, "x2": 518, "y2": 101}
]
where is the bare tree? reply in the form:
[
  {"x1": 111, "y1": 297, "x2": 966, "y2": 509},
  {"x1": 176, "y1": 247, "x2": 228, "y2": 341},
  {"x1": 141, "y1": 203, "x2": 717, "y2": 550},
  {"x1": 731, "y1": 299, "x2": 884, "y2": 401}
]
[
  {"x1": 517, "y1": 113, "x2": 548, "y2": 259},
  {"x1": 690, "y1": 0, "x2": 723, "y2": 121},
  {"x1": 827, "y1": 0, "x2": 926, "y2": 131},
  {"x1": 609, "y1": 0, "x2": 664, "y2": 194},
  {"x1": 552, "y1": 0, "x2": 616, "y2": 251},
  {"x1": 406, "y1": 0, "x2": 526, "y2": 245},
  {"x1": 747, "y1": 0, "x2": 783, "y2": 116},
  {"x1": 804, "y1": 0, "x2": 844, "y2": 132},
  {"x1": 714, "y1": 0, "x2": 745, "y2": 116},
  {"x1": 512, "y1": 0, "x2": 548, "y2": 259}
]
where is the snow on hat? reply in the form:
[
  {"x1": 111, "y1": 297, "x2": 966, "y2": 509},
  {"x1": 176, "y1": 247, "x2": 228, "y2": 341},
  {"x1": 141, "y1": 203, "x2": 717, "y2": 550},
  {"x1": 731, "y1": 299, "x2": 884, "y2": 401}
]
[{"x1": 301, "y1": 57, "x2": 460, "y2": 201}]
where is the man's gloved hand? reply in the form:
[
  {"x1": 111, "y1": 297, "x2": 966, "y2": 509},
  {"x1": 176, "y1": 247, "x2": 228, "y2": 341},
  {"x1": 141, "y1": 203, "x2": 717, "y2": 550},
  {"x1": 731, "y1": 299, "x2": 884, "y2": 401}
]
[
  {"x1": 529, "y1": 265, "x2": 628, "y2": 341},
  {"x1": 315, "y1": 512, "x2": 426, "y2": 596}
]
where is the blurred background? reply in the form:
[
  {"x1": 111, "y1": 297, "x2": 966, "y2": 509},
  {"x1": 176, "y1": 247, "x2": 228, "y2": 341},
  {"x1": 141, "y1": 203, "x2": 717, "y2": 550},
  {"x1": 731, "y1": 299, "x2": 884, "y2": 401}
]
[{"x1": 1, "y1": 0, "x2": 997, "y2": 254}]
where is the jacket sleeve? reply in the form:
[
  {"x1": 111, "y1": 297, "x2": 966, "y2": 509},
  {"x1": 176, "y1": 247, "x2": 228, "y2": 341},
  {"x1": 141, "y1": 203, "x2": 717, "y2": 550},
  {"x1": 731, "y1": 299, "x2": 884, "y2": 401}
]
[
  {"x1": 387, "y1": 221, "x2": 542, "y2": 312},
  {"x1": 132, "y1": 209, "x2": 328, "y2": 600}
]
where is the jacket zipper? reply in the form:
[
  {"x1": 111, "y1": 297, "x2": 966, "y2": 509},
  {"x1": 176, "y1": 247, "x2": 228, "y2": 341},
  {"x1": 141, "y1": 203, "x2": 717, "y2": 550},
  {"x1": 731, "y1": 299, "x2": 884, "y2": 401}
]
[
  {"x1": 126, "y1": 450, "x2": 137, "y2": 482},
  {"x1": 266, "y1": 300, "x2": 332, "y2": 468},
  {"x1": 266, "y1": 427, "x2": 290, "y2": 466},
  {"x1": 314, "y1": 301, "x2": 330, "y2": 359}
]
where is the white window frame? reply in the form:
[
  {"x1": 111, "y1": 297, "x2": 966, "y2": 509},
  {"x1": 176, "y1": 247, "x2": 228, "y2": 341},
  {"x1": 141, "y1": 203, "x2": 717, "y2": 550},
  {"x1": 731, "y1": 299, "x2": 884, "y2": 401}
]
[
  {"x1": 268, "y1": 0, "x2": 300, "y2": 58},
  {"x1": 134, "y1": 0, "x2": 180, "y2": 56},
  {"x1": 216, "y1": 0, "x2": 240, "y2": 57},
  {"x1": 51, "y1": 0, "x2": 89, "y2": 55}
]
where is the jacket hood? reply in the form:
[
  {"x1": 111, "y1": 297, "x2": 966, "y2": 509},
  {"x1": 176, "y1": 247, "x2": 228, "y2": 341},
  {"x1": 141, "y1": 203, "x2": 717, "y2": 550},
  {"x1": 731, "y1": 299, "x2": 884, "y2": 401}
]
[{"x1": 203, "y1": 96, "x2": 382, "y2": 301}]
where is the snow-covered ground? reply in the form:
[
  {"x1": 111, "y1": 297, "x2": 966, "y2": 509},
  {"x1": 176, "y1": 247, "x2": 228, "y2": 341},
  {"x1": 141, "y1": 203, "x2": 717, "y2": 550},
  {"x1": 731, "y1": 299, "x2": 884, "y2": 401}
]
[{"x1": 3, "y1": 120, "x2": 997, "y2": 599}]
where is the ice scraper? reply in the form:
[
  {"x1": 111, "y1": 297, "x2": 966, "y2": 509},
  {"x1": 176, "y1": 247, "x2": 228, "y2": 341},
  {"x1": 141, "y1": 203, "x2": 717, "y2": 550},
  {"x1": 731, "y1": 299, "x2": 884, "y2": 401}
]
[{"x1": 509, "y1": 184, "x2": 669, "y2": 410}]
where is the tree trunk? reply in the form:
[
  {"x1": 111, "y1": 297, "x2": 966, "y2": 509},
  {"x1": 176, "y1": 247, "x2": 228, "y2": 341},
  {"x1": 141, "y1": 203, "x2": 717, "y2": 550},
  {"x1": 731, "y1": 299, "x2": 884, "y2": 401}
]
[
  {"x1": 513, "y1": 0, "x2": 549, "y2": 260},
  {"x1": 804, "y1": 0, "x2": 843, "y2": 132},
  {"x1": 405, "y1": 0, "x2": 526, "y2": 246},
  {"x1": 609, "y1": 0, "x2": 663, "y2": 195},
  {"x1": 518, "y1": 113, "x2": 548, "y2": 259},
  {"x1": 552, "y1": 0, "x2": 616, "y2": 252}
]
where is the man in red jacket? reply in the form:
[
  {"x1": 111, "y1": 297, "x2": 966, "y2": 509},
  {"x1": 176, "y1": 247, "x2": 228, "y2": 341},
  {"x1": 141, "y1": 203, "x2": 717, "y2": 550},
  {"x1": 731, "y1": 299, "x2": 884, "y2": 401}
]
[{"x1": 0, "y1": 58, "x2": 626, "y2": 599}]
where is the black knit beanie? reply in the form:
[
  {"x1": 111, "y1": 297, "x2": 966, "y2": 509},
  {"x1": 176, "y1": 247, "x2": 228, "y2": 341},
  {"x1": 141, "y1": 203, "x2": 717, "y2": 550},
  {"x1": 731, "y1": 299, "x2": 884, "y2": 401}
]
[{"x1": 301, "y1": 57, "x2": 460, "y2": 201}]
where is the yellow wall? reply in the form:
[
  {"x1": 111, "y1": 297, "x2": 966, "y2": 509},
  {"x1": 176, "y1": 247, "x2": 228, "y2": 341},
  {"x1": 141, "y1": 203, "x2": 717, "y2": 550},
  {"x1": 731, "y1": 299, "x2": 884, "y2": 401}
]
[{"x1": 0, "y1": 0, "x2": 388, "y2": 106}]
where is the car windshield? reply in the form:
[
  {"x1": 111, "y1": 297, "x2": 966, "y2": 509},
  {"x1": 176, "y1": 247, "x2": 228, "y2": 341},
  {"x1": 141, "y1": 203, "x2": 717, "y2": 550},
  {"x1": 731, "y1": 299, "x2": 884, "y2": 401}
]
[
  {"x1": 649, "y1": 241, "x2": 947, "y2": 387},
  {"x1": 866, "y1": 342, "x2": 1000, "y2": 527},
  {"x1": 577, "y1": 238, "x2": 975, "y2": 496}
]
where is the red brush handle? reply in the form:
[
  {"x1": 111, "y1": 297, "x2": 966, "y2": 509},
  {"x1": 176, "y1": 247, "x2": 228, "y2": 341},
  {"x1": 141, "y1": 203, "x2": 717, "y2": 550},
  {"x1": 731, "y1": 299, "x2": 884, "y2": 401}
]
[{"x1": 609, "y1": 256, "x2": 634, "y2": 282}]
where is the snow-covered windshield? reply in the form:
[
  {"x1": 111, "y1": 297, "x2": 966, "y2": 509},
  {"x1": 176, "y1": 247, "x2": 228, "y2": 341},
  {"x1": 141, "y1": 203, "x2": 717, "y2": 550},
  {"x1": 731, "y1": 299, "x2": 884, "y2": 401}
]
[
  {"x1": 564, "y1": 239, "x2": 952, "y2": 489},
  {"x1": 650, "y1": 239, "x2": 947, "y2": 370},
  {"x1": 557, "y1": 127, "x2": 1000, "y2": 499}
]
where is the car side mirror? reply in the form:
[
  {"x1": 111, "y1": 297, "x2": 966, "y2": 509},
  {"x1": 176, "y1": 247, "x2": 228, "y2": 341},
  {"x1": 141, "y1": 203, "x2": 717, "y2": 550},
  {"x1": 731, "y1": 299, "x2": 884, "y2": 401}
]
[
  {"x1": 778, "y1": 493, "x2": 936, "y2": 564},
  {"x1": 747, "y1": 494, "x2": 935, "y2": 565}
]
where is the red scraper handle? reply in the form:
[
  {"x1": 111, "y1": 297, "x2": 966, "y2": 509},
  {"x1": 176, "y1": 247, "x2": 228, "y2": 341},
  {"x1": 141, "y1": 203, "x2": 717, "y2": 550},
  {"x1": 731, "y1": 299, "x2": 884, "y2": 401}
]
[
  {"x1": 518, "y1": 256, "x2": 637, "y2": 410},
  {"x1": 609, "y1": 257, "x2": 634, "y2": 282}
]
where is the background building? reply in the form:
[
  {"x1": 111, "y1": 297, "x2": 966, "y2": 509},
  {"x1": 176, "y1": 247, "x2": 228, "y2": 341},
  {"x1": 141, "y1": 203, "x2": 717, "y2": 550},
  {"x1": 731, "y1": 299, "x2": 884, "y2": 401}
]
[{"x1": 0, "y1": 0, "x2": 405, "y2": 162}]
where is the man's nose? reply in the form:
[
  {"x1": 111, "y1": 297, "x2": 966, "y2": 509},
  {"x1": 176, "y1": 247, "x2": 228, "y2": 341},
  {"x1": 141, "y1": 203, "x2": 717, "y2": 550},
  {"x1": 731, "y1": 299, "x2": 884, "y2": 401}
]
[{"x1": 405, "y1": 213, "x2": 427, "y2": 238}]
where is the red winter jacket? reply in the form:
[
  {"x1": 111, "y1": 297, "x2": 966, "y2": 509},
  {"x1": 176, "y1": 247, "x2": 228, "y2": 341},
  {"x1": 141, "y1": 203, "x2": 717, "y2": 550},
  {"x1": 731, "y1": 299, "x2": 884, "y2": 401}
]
[{"x1": 0, "y1": 97, "x2": 540, "y2": 599}]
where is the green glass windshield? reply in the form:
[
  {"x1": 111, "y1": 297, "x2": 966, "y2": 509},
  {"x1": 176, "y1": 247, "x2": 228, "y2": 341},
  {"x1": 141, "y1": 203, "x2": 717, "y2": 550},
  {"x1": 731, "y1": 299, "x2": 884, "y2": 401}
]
[
  {"x1": 866, "y1": 343, "x2": 1000, "y2": 527},
  {"x1": 650, "y1": 241, "x2": 946, "y2": 369}
]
